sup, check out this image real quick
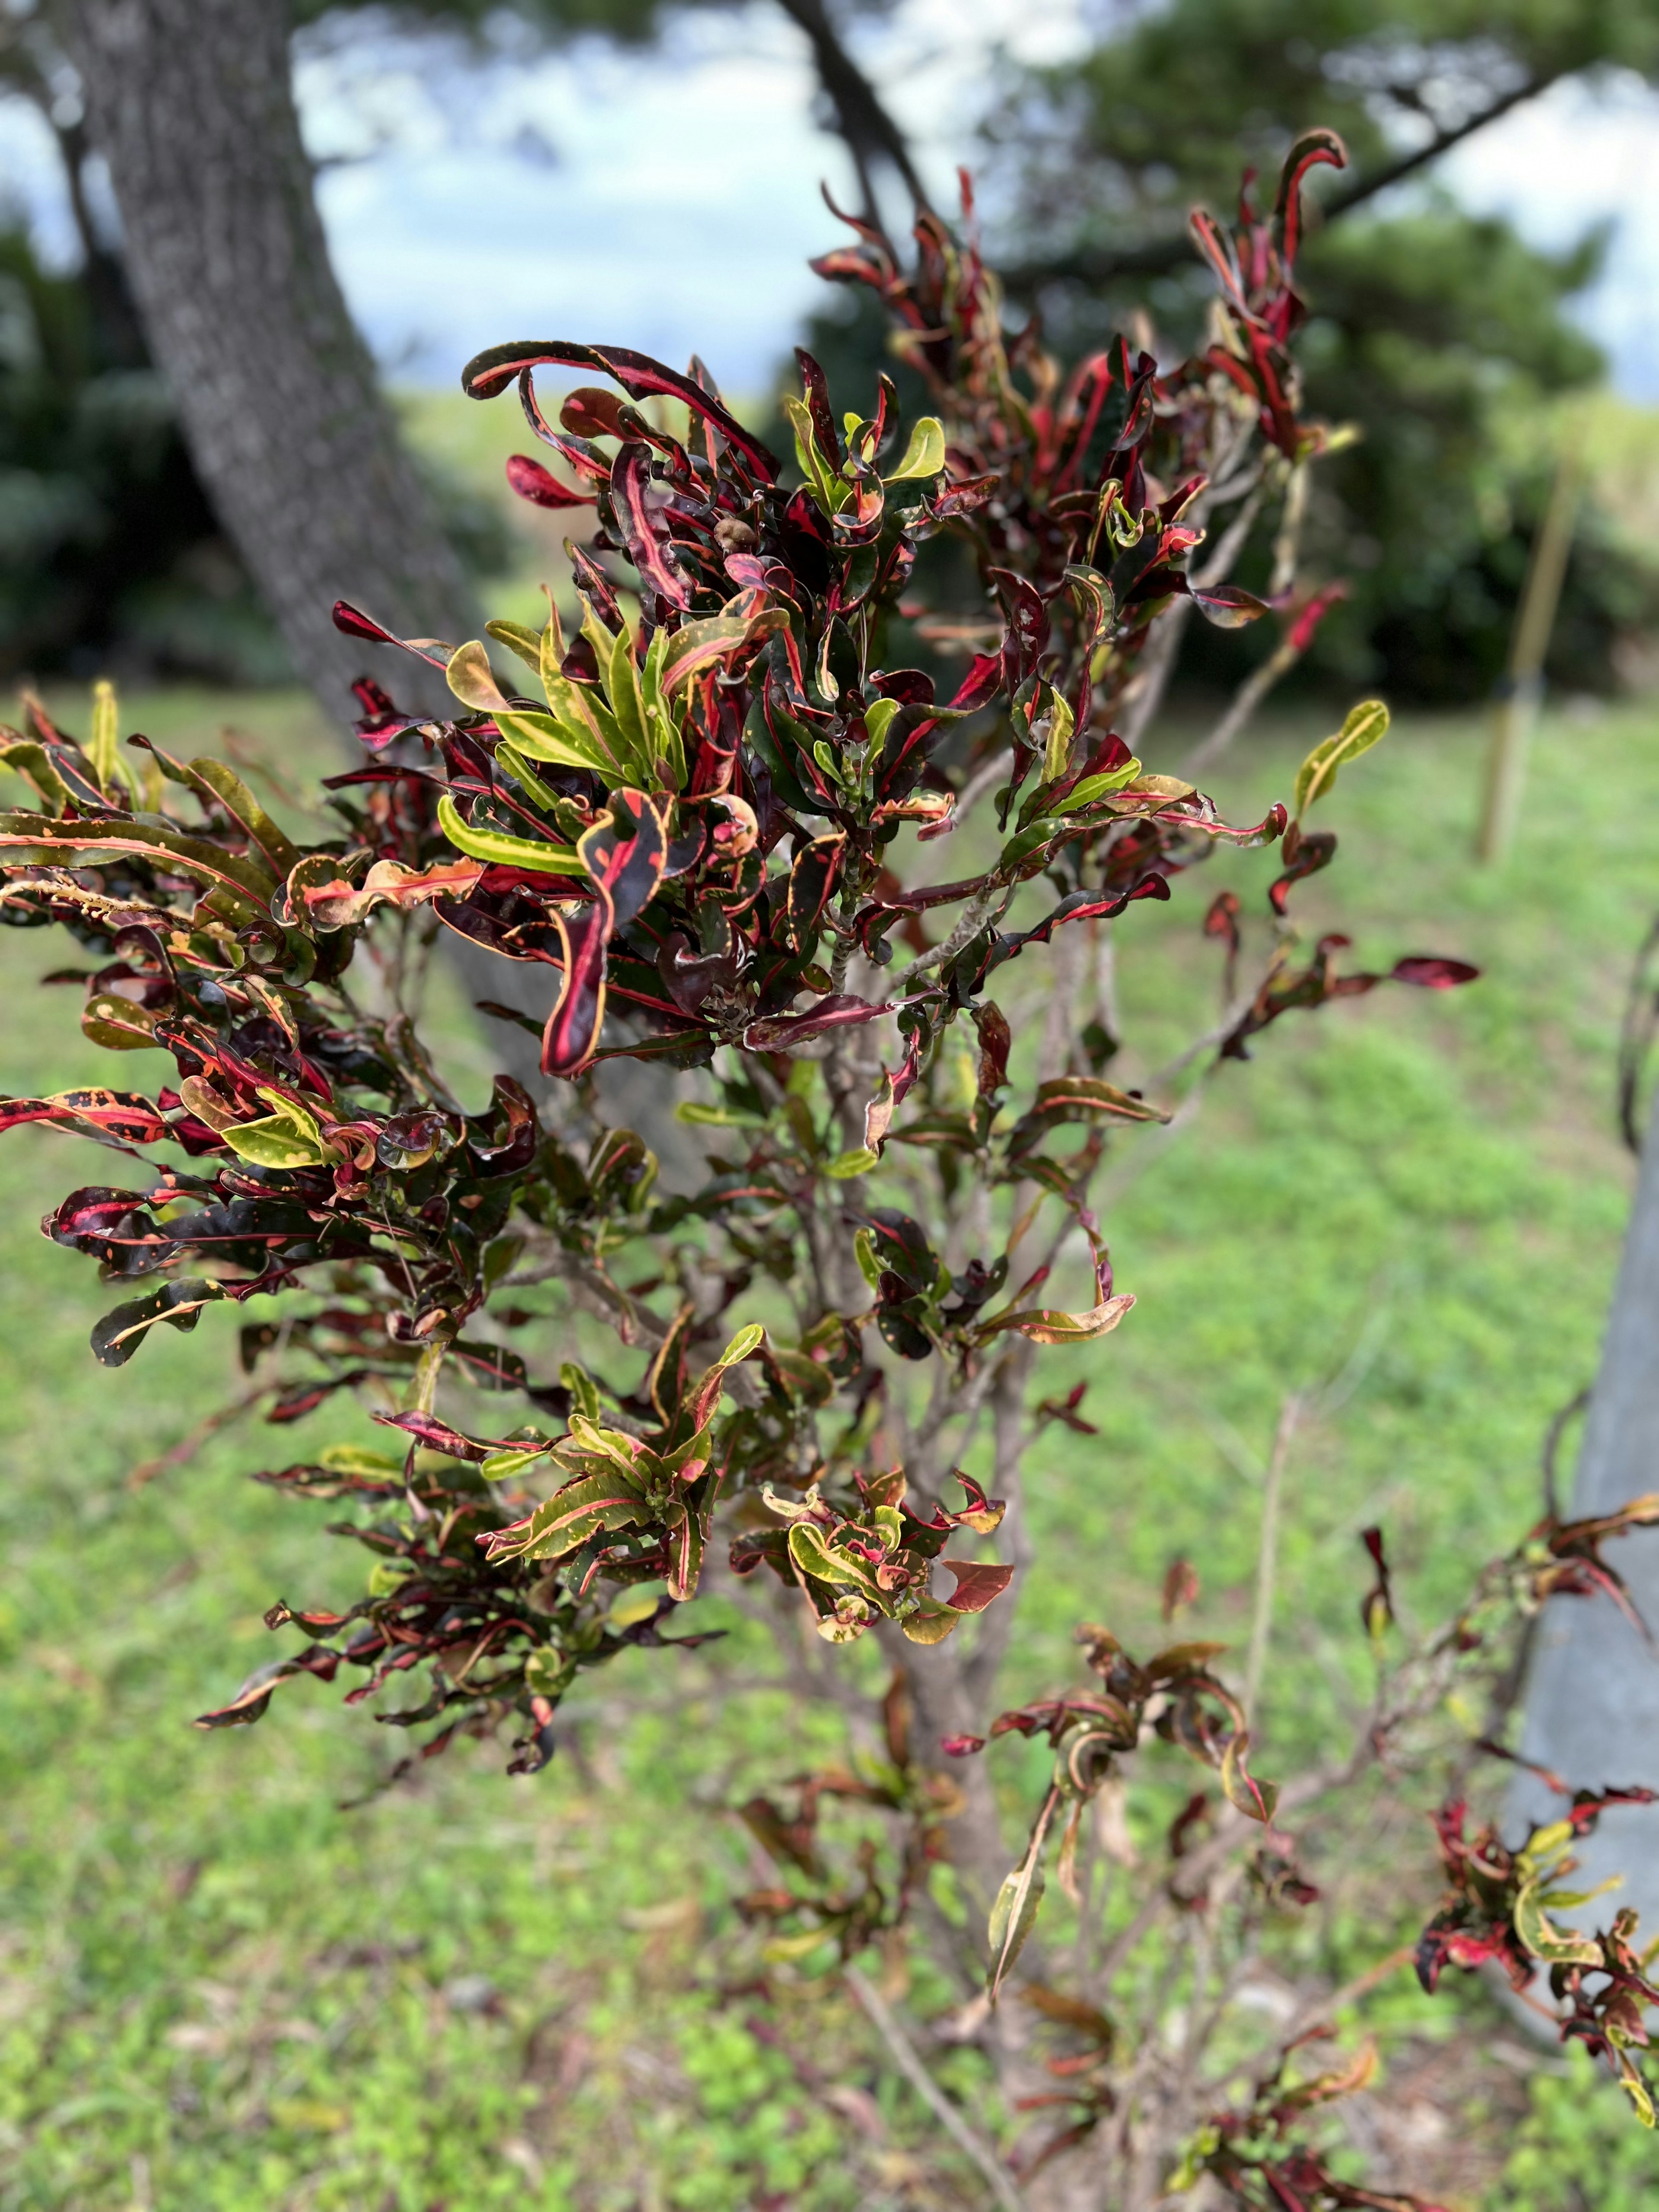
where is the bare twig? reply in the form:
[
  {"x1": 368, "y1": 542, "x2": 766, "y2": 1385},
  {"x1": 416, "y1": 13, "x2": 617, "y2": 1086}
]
[
  {"x1": 1182, "y1": 634, "x2": 1302, "y2": 778},
  {"x1": 1541, "y1": 1385, "x2": 1591, "y2": 1522},
  {"x1": 844, "y1": 1964, "x2": 1029, "y2": 2212},
  {"x1": 941, "y1": 750, "x2": 1013, "y2": 838},
  {"x1": 126, "y1": 1382, "x2": 272, "y2": 1489},
  {"x1": 1244, "y1": 1393, "x2": 1304, "y2": 1719},
  {"x1": 772, "y1": 0, "x2": 929, "y2": 221},
  {"x1": 1002, "y1": 70, "x2": 1561, "y2": 294}
]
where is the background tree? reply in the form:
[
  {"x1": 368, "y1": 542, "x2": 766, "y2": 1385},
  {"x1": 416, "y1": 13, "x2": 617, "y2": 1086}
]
[
  {"x1": 27, "y1": 0, "x2": 1659, "y2": 708},
  {"x1": 981, "y1": 0, "x2": 1659, "y2": 705}
]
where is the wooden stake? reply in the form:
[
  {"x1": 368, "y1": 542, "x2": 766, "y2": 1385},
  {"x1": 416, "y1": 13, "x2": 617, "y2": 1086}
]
[{"x1": 1477, "y1": 426, "x2": 1586, "y2": 862}]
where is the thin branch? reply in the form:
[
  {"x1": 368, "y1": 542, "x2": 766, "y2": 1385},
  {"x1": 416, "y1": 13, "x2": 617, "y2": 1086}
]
[
  {"x1": 1243, "y1": 1393, "x2": 1303, "y2": 1717},
  {"x1": 844, "y1": 1965, "x2": 1029, "y2": 2212},
  {"x1": 1122, "y1": 469, "x2": 1264, "y2": 753},
  {"x1": 1001, "y1": 71, "x2": 1561, "y2": 293},
  {"x1": 1322, "y1": 72, "x2": 1560, "y2": 222},
  {"x1": 963, "y1": 1349, "x2": 1036, "y2": 1708},
  {"x1": 1182, "y1": 632, "x2": 1300, "y2": 777},
  {"x1": 126, "y1": 1382, "x2": 272, "y2": 1490},
  {"x1": 1541, "y1": 1384, "x2": 1591, "y2": 1522},
  {"x1": 771, "y1": 0, "x2": 930, "y2": 220}
]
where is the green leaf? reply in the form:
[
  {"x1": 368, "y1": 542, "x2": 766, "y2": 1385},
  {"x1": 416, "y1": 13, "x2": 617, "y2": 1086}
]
[
  {"x1": 782, "y1": 394, "x2": 840, "y2": 511},
  {"x1": 81, "y1": 993, "x2": 160, "y2": 1052},
  {"x1": 605, "y1": 625, "x2": 652, "y2": 778},
  {"x1": 480, "y1": 1443, "x2": 555, "y2": 1481},
  {"x1": 435, "y1": 793, "x2": 580, "y2": 874},
  {"x1": 221, "y1": 1087, "x2": 333, "y2": 1170},
  {"x1": 1511, "y1": 1875, "x2": 1603, "y2": 1966},
  {"x1": 718, "y1": 1322, "x2": 766, "y2": 1365},
  {"x1": 488, "y1": 1467, "x2": 647, "y2": 1566},
  {"x1": 318, "y1": 1444, "x2": 404, "y2": 1476},
  {"x1": 683, "y1": 1322, "x2": 766, "y2": 1430},
  {"x1": 485, "y1": 618, "x2": 545, "y2": 674},
  {"x1": 495, "y1": 742, "x2": 564, "y2": 812},
  {"x1": 811, "y1": 738, "x2": 847, "y2": 788},
  {"x1": 826, "y1": 1147, "x2": 879, "y2": 1179},
  {"x1": 494, "y1": 708, "x2": 614, "y2": 779},
  {"x1": 899, "y1": 1595, "x2": 963, "y2": 1644},
  {"x1": 674, "y1": 1101, "x2": 767, "y2": 1129},
  {"x1": 863, "y1": 697, "x2": 901, "y2": 749},
  {"x1": 1293, "y1": 699, "x2": 1389, "y2": 818},
  {"x1": 1064, "y1": 757, "x2": 1143, "y2": 811},
  {"x1": 560, "y1": 1362, "x2": 601, "y2": 1421},
  {"x1": 524, "y1": 1646, "x2": 575, "y2": 1697},
  {"x1": 788, "y1": 1521, "x2": 884, "y2": 1600},
  {"x1": 0, "y1": 739, "x2": 69, "y2": 814},
  {"x1": 887, "y1": 416, "x2": 946, "y2": 482},
  {"x1": 186, "y1": 756, "x2": 301, "y2": 880}
]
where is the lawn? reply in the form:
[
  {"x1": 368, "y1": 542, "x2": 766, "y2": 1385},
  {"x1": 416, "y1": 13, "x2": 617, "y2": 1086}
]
[{"x1": 1, "y1": 680, "x2": 1657, "y2": 2209}]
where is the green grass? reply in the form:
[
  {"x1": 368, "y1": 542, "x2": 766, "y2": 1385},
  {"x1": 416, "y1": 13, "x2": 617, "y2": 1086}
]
[{"x1": 2, "y1": 683, "x2": 1658, "y2": 2206}]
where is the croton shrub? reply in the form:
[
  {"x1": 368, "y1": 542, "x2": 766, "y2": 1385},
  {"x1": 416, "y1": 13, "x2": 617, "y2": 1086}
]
[{"x1": 3, "y1": 134, "x2": 1655, "y2": 2205}]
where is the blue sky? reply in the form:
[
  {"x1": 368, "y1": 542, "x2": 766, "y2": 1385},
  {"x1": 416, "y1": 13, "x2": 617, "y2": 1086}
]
[{"x1": 3, "y1": 1, "x2": 1658, "y2": 401}]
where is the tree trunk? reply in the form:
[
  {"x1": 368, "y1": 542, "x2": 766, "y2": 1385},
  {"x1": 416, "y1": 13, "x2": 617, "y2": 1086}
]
[
  {"x1": 62, "y1": 0, "x2": 472, "y2": 717},
  {"x1": 1511, "y1": 1082, "x2": 1659, "y2": 1929},
  {"x1": 60, "y1": 0, "x2": 694, "y2": 1140}
]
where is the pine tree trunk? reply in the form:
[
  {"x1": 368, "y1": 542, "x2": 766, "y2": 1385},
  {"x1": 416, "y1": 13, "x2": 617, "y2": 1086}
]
[{"x1": 63, "y1": 0, "x2": 472, "y2": 716}]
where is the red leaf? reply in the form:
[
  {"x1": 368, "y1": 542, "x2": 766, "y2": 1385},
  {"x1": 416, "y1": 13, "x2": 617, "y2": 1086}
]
[
  {"x1": 743, "y1": 994, "x2": 892, "y2": 1052},
  {"x1": 610, "y1": 443, "x2": 691, "y2": 609},
  {"x1": 1390, "y1": 956, "x2": 1480, "y2": 990},
  {"x1": 941, "y1": 1559, "x2": 1014, "y2": 1613},
  {"x1": 505, "y1": 452, "x2": 594, "y2": 509},
  {"x1": 461, "y1": 339, "x2": 780, "y2": 481}
]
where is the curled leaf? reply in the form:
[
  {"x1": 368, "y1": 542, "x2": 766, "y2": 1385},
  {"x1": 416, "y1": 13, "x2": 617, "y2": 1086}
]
[
  {"x1": 1220, "y1": 1730, "x2": 1279, "y2": 1825},
  {"x1": 1293, "y1": 699, "x2": 1389, "y2": 819}
]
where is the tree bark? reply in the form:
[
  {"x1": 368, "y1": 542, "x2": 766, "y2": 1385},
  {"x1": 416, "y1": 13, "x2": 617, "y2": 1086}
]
[
  {"x1": 63, "y1": 0, "x2": 473, "y2": 715},
  {"x1": 1510, "y1": 1082, "x2": 1659, "y2": 1931}
]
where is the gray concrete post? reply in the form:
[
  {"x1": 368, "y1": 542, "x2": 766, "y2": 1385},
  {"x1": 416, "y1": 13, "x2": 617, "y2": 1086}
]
[{"x1": 1512, "y1": 1084, "x2": 1659, "y2": 1929}]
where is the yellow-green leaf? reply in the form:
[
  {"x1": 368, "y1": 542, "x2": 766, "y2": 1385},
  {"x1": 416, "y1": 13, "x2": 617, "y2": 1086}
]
[
  {"x1": 1513, "y1": 1873, "x2": 1603, "y2": 1967},
  {"x1": 89, "y1": 678, "x2": 122, "y2": 793},
  {"x1": 1041, "y1": 689, "x2": 1074, "y2": 785},
  {"x1": 485, "y1": 618, "x2": 544, "y2": 674},
  {"x1": 435, "y1": 793, "x2": 579, "y2": 874},
  {"x1": 1293, "y1": 699, "x2": 1389, "y2": 818},
  {"x1": 222, "y1": 1087, "x2": 332, "y2": 1170},
  {"x1": 888, "y1": 416, "x2": 946, "y2": 482},
  {"x1": 1064, "y1": 756, "x2": 1143, "y2": 811},
  {"x1": 446, "y1": 639, "x2": 512, "y2": 715},
  {"x1": 494, "y1": 707, "x2": 614, "y2": 779}
]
